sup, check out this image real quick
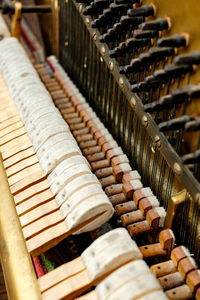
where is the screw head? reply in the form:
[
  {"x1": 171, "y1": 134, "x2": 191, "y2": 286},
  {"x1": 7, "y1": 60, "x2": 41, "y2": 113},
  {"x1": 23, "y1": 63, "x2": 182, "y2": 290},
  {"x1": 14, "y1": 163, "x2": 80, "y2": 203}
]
[
  {"x1": 79, "y1": 4, "x2": 82, "y2": 12},
  {"x1": 154, "y1": 135, "x2": 161, "y2": 148},
  {"x1": 109, "y1": 61, "x2": 114, "y2": 71},
  {"x1": 101, "y1": 46, "x2": 106, "y2": 55},
  {"x1": 174, "y1": 162, "x2": 182, "y2": 175},
  {"x1": 130, "y1": 97, "x2": 136, "y2": 109},
  {"x1": 142, "y1": 115, "x2": 148, "y2": 127},
  {"x1": 93, "y1": 32, "x2": 97, "y2": 41},
  {"x1": 85, "y1": 17, "x2": 90, "y2": 25},
  {"x1": 119, "y1": 77, "x2": 124, "y2": 88}
]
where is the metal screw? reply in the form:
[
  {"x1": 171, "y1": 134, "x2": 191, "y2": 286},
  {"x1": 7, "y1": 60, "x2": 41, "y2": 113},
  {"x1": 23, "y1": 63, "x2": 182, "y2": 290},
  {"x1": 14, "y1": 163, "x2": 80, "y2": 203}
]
[
  {"x1": 142, "y1": 115, "x2": 148, "y2": 127},
  {"x1": 109, "y1": 61, "x2": 114, "y2": 71},
  {"x1": 79, "y1": 4, "x2": 82, "y2": 12},
  {"x1": 196, "y1": 194, "x2": 200, "y2": 205},
  {"x1": 154, "y1": 135, "x2": 161, "y2": 149},
  {"x1": 85, "y1": 17, "x2": 90, "y2": 25},
  {"x1": 64, "y1": 41, "x2": 68, "y2": 47},
  {"x1": 101, "y1": 46, "x2": 106, "y2": 55},
  {"x1": 174, "y1": 162, "x2": 182, "y2": 175},
  {"x1": 93, "y1": 32, "x2": 97, "y2": 41},
  {"x1": 130, "y1": 97, "x2": 136, "y2": 109},
  {"x1": 119, "y1": 77, "x2": 124, "y2": 88}
]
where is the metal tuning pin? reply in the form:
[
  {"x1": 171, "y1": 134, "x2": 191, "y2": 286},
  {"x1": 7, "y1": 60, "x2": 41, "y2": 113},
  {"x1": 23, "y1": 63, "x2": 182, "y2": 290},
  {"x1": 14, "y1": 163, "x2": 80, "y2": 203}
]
[
  {"x1": 139, "y1": 52, "x2": 154, "y2": 67},
  {"x1": 91, "y1": 2, "x2": 129, "y2": 28},
  {"x1": 182, "y1": 150, "x2": 200, "y2": 164},
  {"x1": 134, "y1": 29, "x2": 159, "y2": 39},
  {"x1": 82, "y1": 0, "x2": 109, "y2": 16},
  {"x1": 121, "y1": 58, "x2": 142, "y2": 74},
  {"x1": 109, "y1": 38, "x2": 149, "y2": 58},
  {"x1": 157, "y1": 34, "x2": 188, "y2": 48},
  {"x1": 164, "y1": 64, "x2": 194, "y2": 78},
  {"x1": 158, "y1": 115, "x2": 195, "y2": 132},
  {"x1": 185, "y1": 118, "x2": 200, "y2": 132},
  {"x1": 91, "y1": 8, "x2": 112, "y2": 28},
  {"x1": 128, "y1": 5, "x2": 156, "y2": 18},
  {"x1": 149, "y1": 47, "x2": 175, "y2": 60},
  {"x1": 174, "y1": 51, "x2": 200, "y2": 65},
  {"x1": 144, "y1": 101, "x2": 164, "y2": 113},
  {"x1": 141, "y1": 18, "x2": 170, "y2": 31}
]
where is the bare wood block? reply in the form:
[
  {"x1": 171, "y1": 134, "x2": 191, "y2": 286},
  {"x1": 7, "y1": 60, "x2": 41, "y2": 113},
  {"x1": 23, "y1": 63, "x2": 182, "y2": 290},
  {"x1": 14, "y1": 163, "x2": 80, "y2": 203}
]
[
  {"x1": 158, "y1": 272, "x2": 184, "y2": 290},
  {"x1": 83, "y1": 146, "x2": 101, "y2": 156},
  {"x1": 16, "y1": 188, "x2": 54, "y2": 215},
  {"x1": 95, "y1": 167, "x2": 113, "y2": 179},
  {"x1": 8, "y1": 163, "x2": 43, "y2": 186},
  {"x1": 133, "y1": 188, "x2": 153, "y2": 206},
  {"x1": 0, "y1": 121, "x2": 24, "y2": 138},
  {"x1": 122, "y1": 179, "x2": 143, "y2": 199},
  {"x1": 112, "y1": 163, "x2": 132, "y2": 182},
  {"x1": 3, "y1": 146, "x2": 35, "y2": 168},
  {"x1": 70, "y1": 122, "x2": 85, "y2": 131},
  {"x1": 14, "y1": 180, "x2": 50, "y2": 205},
  {"x1": 171, "y1": 246, "x2": 191, "y2": 268},
  {"x1": 10, "y1": 169, "x2": 45, "y2": 195},
  {"x1": 77, "y1": 134, "x2": 93, "y2": 143},
  {"x1": 115, "y1": 201, "x2": 137, "y2": 216},
  {"x1": 151, "y1": 260, "x2": 177, "y2": 278},
  {"x1": 105, "y1": 183, "x2": 123, "y2": 196},
  {"x1": 20, "y1": 199, "x2": 59, "y2": 227},
  {"x1": 23, "y1": 210, "x2": 64, "y2": 240},
  {"x1": 0, "y1": 115, "x2": 21, "y2": 131},
  {"x1": 121, "y1": 210, "x2": 145, "y2": 226},
  {"x1": 41, "y1": 269, "x2": 91, "y2": 300},
  {"x1": 128, "y1": 220, "x2": 151, "y2": 237},
  {"x1": 186, "y1": 270, "x2": 200, "y2": 294},
  {"x1": 99, "y1": 175, "x2": 116, "y2": 188},
  {"x1": 139, "y1": 243, "x2": 167, "y2": 259},
  {"x1": 109, "y1": 193, "x2": 126, "y2": 206},
  {"x1": 76, "y1": 291, "x2": 97, "y2": 300},
  {"x1": 111, "y1": 154, "x2": 129, "y2": 167},
  {"x1": 87, "y1": 152, "x2": 105, "y2": 163},
  {"x1": 165, "y1": 284, "x2": 193, "y2": 299},
  {"x1": 60, "y1": 106, "x2": 75, "y2": 115},
  {"x1": 91, "y1": 159, "x2": 110, "y2": 171},
  {"x1": 65, "y1": 117, "x2": 82, "y2": 125},
  {"x1": 63, "y1": 112, "x2": 79, "y2": 120},
  {"x1": 122, "y1": 170, "x2": 141, "y2": 183},
  {"x1": 178, "y1": 257, "x2": 197, "y2": 280},
  {"x1": 139, "y1": 198, "x2": 153, "y2": 215},
  {"x1": 5, "y1": 155, "x2": 38, "y2": 177},
  {"x1": 79, "y1": 140, "x2": 97, "y2": 150},
  {"x1": 74, "y1": 128, "x2": 90, "y2": 137},
  {"x1": 38, "y1": 256, "x2": 85, "y2": 293},
  {"x1": 0, "y1": 135, "x2": 32, "y2": 158},
  {"x1": 159, "y1": 229, "x2": 175, "y2": 259}
]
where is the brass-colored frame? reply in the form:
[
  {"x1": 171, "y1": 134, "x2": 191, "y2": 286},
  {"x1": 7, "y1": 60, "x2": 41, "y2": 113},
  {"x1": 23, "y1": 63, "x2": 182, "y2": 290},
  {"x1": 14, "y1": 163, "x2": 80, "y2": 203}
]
[{"x1": 0, "y1": 155, "x2": 41, "y2": 300}]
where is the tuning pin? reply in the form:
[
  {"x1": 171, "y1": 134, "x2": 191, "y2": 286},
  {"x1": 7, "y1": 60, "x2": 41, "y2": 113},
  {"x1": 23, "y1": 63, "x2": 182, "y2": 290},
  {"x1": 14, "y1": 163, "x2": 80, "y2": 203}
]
[
  {"x1": 121, "y1": 58, "x2": 142, "y2": 74},
  {"x1": 109, "y1": 2, "x2": 129, "y2": 12},
  {"x1": 141, "y1": 18, "x2": 170, "y2": 31},
  {"x1": 144, "y1": 101, "x2": 164, "y2": 113},
  {"x1": 139, "y1": 52, "x2": 154, "y2": 66},
  {"x1": 82, "y1": 0, "x2": 109, "y2": 15},
  {"x1": 134, "y1": 29, "x2": 159, "y2": 39},
  {"x1": 157, "y1": 34, "x2": 188, "y2": 48},
  {"x1": 158, "y1": 115, "x2": 195, "y2": 132},
  {"x1": 185, "y1": 118, "x2": 200, "y2": 132},
  {"x1": 91, "y1": 8, "x2": 112, "y2": 28},
  {"x1": 174, "y1": 51, "x2": 200, "y2": 65},
  {"x1": 149, "y1": 47, "x2": 175, "y2": 60},
  {"x1": 126, "y1": 37, "x2": 149, "y2": 49},
  {"x1": 164, "y1": 64, "x2": 193, "y2": 78},
  {"x1": 182, "y1": 150, "x2": 200, "y2": 164},
  {"x1": 128, "y1": 5, "x2": 156, "y2": 18},
  {"x1": 120, "y1": 15, "x2": 145, "y2": 26}
]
